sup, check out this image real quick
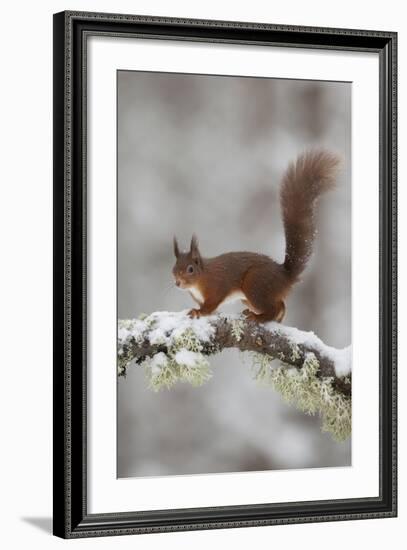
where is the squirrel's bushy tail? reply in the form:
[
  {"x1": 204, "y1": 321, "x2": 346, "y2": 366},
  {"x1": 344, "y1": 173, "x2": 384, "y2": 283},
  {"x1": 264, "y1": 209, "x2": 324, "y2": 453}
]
[{"x1": 281, "y1": 150, "x2": 340, "y2": 280}]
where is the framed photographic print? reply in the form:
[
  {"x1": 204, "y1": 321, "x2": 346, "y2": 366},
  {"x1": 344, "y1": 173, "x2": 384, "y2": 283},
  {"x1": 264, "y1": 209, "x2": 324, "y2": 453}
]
[{"x1": 53, "y1": 11, "x2": 397, "y2": 538}]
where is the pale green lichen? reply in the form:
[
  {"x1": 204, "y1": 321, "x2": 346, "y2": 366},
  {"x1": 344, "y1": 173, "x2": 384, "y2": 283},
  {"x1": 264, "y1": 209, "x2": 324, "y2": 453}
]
[
  {"x1": 118, "y1": 319, "x2": 148, "y2": 376},
  {"x1": 144, "y1": 355, "x2": 212, "y2": 391},
  {"x1": 230, "y1": 318, "x2": 245, "y2": 342},
  {"x1": 250, "y1": 352, "x2": 276, "y2": 384},
  {"x1": 117, "y1": 362, "x2": 127, "y2": 377},
  {"x1": 144, "y1": 357, "x2": 178, "y2": 390},
  {"x1": 145, "y1": 316, "x2": 157, "y2": 328},
  {"x1": 175, "y1": 357, "x2": 212, "y2": 387},
  {"x1": 143, "y1": 328, "x2": 212, "y2": 391},
  {"x1": 290, "y1": 343, "x2": 301, "y2": 362},
  {"x1": 117, "y1": 345, "x2": 133, "y2": 376},
  {"x1": 252, "y1": 352, "x2": 351, "y2": 441},
  {"x1": 171, "y1": 328, "x2": 203, "y2": 353}
]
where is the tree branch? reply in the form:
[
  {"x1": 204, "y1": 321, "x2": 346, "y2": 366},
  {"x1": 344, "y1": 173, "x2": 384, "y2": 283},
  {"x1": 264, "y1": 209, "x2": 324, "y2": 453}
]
[
  {"x1": 118, "y1": 311, "x2": 351, "y2": 441},
  {"x1": 118, "y1": 311, "x2": 351, "y2": 395}
]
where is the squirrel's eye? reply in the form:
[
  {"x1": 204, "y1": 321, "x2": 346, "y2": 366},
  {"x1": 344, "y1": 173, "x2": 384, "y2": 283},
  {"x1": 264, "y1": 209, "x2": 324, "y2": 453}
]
[{"x1": 187, "y1": 265, "x2": 194, "y2": 274}]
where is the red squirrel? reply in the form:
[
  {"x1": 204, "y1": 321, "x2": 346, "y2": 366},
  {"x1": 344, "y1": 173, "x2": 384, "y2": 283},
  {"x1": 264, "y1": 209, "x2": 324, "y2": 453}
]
[{"x1": 172, "y1": 150, "x2": 340, "y2": 323}]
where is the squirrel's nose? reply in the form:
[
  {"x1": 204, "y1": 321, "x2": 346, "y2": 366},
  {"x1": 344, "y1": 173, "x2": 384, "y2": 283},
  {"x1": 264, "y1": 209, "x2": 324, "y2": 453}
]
[{"x1": 175, "y1": 280, "x2": 180, "y2": 287}]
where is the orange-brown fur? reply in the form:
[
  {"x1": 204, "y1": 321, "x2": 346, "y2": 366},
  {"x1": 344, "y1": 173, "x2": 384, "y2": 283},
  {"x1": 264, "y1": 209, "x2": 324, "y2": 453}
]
[{"x1": 172, "y1": 150, "x2": 340, "y2": 322}]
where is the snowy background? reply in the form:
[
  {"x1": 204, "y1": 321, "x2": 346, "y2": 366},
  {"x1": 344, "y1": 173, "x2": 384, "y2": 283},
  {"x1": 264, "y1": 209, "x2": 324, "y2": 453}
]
[{"x1": 117, "y1": 70, "x2": 351, "y2": 478}]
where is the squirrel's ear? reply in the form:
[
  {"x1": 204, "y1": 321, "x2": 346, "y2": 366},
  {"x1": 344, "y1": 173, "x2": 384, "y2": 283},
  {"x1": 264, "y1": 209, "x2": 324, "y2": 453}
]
[
  {"x1": 173, "y1": 236, "x2": 180, "y2": 258},
  {"x1": 190, "y1": 234, "x2": 199, "y2": 252},
  {"x1": 190, "y1": 234, "x2": 202, "y2": 265}
]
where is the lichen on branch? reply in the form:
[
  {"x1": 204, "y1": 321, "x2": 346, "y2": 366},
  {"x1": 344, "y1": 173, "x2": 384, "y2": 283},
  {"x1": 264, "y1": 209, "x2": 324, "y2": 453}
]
[{"x1": 118, "y1": 311, "x2": 352, "y2": 441}]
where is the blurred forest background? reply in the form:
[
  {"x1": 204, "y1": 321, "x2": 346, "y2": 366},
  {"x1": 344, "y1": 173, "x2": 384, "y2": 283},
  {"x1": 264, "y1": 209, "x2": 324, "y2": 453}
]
[{"x1": 117, "y1": 70, "x2": 351, "y2": 478}]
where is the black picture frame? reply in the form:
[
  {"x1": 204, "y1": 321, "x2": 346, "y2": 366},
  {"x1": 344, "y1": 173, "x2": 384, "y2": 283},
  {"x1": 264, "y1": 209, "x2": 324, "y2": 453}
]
[{"x1": 53, "y1": 10, "x2": 397, "y2": 539}]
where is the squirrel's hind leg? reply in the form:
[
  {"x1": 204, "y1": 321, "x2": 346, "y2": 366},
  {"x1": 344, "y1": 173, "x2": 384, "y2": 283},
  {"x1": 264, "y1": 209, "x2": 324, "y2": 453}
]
[
  {"x1": 241, "y1": 268, "x2": 287, "y2": 323},
  {"x1": 243, "y1": 301, "x2": 286, "y2": 323}
]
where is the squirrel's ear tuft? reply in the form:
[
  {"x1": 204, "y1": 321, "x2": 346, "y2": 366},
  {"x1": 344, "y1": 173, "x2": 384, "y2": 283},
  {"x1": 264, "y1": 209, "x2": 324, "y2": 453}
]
[
  {"x1": 190, "y1": 234, "x2": 202, "y2": 265},
  {"x1": 173, "y1": 236, "x2": 180, "y2": 258},
  {"x1": 190, "y1": 234, "x2": 199, "y2": 252}
]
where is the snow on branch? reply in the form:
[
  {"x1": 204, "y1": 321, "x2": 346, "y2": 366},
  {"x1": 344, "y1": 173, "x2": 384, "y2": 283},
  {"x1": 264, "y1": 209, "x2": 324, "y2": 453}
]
[{"x1": 118, "y1": 311, "x2": 352, "y2": 441}]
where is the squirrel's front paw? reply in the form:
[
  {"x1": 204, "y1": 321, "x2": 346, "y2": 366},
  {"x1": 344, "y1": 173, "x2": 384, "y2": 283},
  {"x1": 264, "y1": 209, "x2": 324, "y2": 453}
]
[{"x1": 188, "y1": 308, "x2": 201, "y2": 319}]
